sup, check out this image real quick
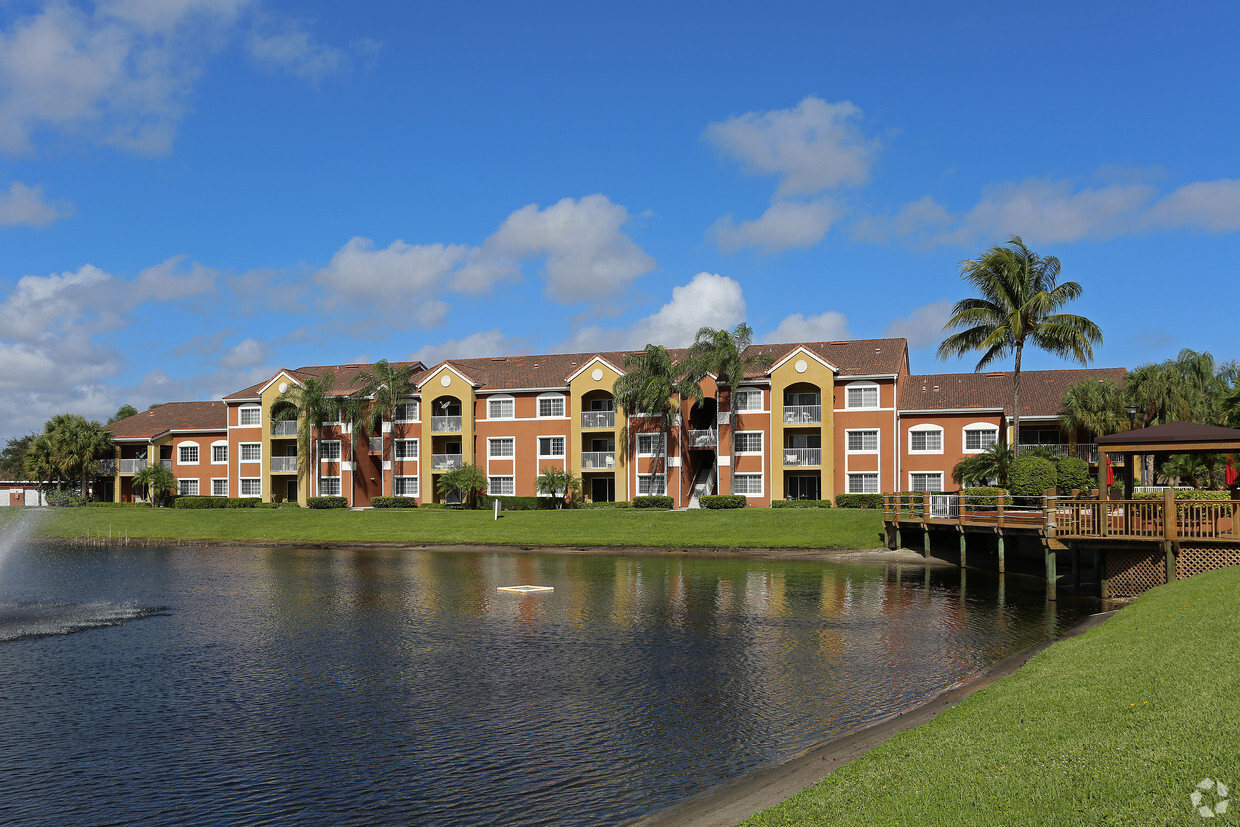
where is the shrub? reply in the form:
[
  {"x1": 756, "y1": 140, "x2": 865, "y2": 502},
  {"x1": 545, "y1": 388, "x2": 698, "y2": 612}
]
[
  {"x1": 84, "y1": 501, "x2": 150, "y2": 508},
  {"x1": 1134, "y1": 489, "x2": 1230, "y2": 501},
  {"x1": 963, "y1": 486, "x2": 1007, "y2": 508},
  {"x1": 834, "y1": 494, "x2": 882, "y2": 509},
  {"x1": 306, "y1": 496, "x2": 348, "y2": 509},
  {"x1": 45, "y1": 490, "x2": 85, "y2": 507},
  {"x1": 371, "y1": 496, "x2": 419, "y2": 509},
  {"x1": 582, "y1": 501, "x2": 631, "y2": 509},
  {"x1": 1009, "y1": 455, "x2": 1057, "y2": 500},
  {"x1": 1056, "y1": 457, "x2": 1091, "y2": 493},
  {"x1": 773, "y1": 499, "x2": 832, "y2": 508},
  {"x1": 419, "y1": 502, "x2": 448, "y2": 509},
  {"x1": 254, "y1": 501, "x2": 280, "y2": 509},
  {"x1": 476, "y1": 495, "x2": 549, "y2": 511},
  {"x1": 699, "y1": 494, "x2": 746, "y2": 509},
  {"x1": 173, "y1": 496, "x2": 261, "y2": 509},
  {"x1": 632, "y1": 495, "x2": 674, "y2": 509}
]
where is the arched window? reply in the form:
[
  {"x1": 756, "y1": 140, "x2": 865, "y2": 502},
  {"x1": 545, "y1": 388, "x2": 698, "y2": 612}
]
[
  {"x1": 908, "y1": 424, "x2": 943, "y2": 454},
  {"x1": 962, "y1": 422, "x2": 999, "y2": 453}
]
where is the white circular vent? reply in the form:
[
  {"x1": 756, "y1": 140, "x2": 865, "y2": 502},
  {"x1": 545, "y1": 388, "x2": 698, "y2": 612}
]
[
  {"x1": 795, "y1": 359, "x2": 808, "y2": 373},
  {"x1": 440, "y1": 374, "x2": 451, "y2": 387},
  {"x1": 278, "y1": 382, "x2": 288, "y2": 393},
  {"x1": 591, "y1": 368, "x2": 604, "y2": 381}
]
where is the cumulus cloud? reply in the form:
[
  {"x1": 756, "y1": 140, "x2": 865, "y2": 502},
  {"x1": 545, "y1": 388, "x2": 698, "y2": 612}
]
[
  {"x1": 704, "y1": 96, "x2": 881, "y2": 197},
  {"x1": 218, "y1": 337, "x2": 269, "y2": 369},
  {"x1": 0, "y1": 264, "x2": 113, "y2": 339},
  {"x1": 0, "y1": 181, "x2": 74, "y2": 226},
  {"x1": 765, "y1": 311, "x2": 850, "y2": 344},
  {"x1": 315, "y1": 236, "x2": 467, "y2": 327},
  {"x1": 408, "y1": 329, "x2": 530, "y2": 366},
  {"x1": 133, "y1": 254, "x2": 218, "y2": 301},
  {"x1": 883, "y1": 300, "x2": 954, "y2": 348},
  {"x1": 712, "y1": 198, "x2": 842, "y2": 253},
  {"x1": 1146, "y1": 179, "x2": 1240, "y2": 233},
  {"x1": 627, "y1": 273, "x2": 746, "y2": 349}
]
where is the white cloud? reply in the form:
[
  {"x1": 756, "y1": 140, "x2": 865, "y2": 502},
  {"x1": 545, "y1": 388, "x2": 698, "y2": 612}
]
[
  {"x1": 712, "y1": 198, "x2": 842, "y2": 253},
  {"x1": 764, "y1": 311, "x2": 850, "y2": 344},
  {"x1": 0, "y1": 264, "x2": 113, "y2": 339},
  {"x1": 1146, "y1": 179, "x2": 1240, "y2": 233},
  {"x1": 133, "y1": 254, "x2": 218, "y2": 300},
  {"x1": 408, "y1": 329, "x2": 529, "y2": 366},
  {"x1": 218, "y1": 337, "x2": 269, "y2": 369},
  {"x1": 247, "y1": 26, "x2": 343, "y2": 82},
  {"x1": 315, "y1": 236, "x2": 467, "y2": 327},
  {"x1": 0, "y1": 181, "x2": 74, "y2": 226},
  {"x1": 704, "y1": 96, "x2": 881, "y2": 198},
  {"x1": 883, "y1": 300, "x2": 954, "y2": 348},
  {"x1": 627, "y1": 272, "x2": 746, "y2": 349}
]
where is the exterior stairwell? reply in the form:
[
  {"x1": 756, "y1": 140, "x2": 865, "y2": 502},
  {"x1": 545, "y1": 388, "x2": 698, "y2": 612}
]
[{"x1": 687, "y1": 461, "x2": 716, "y2": 509}]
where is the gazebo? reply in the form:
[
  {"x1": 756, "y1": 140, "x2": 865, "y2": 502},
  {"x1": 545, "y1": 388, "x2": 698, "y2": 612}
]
[{"x1": 1095, "y1": 421, "x2": 1240, "y2": 498}]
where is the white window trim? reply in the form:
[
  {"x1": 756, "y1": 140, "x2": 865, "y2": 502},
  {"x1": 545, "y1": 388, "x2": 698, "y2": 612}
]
[
  {"x1": 239, "y1": 442, "x2": 262, "y2": 463},
  {"x1": 394, "y1": 399, "x2": 420, "y2": 423},
  {"x1": 908, "y1": 471, "x2": 944, "y2": 492},
  {"x1": 394, "y1": 475, "x2": 419, "y2": 496},
  {"x1": 210, "y1": 440, "x2": 228, "y2": 465},
  {"x1": 211, "y1": 478, "x2": 229, "y2": 497},
  {"x1": 178, "y1": 478, "x2": 200, "y2": 496},
  {"x1": 733, "y1": 387, "x2": 764, "y2": 413},
  {"x1": 178, "y1": 441, "x2": 200, "y2": 466},
  {"x1": 845, "y1": 429, "x2": 880, "y2": 454},
  {"x1": 733, "y1": 431, "x2": 763, "y2": 455},
  {"x1": 636, "y1": 473, "x2": 667, "y2": 496},
  {"x1": 636, "y1": 434, "x2": 665, "y2": 457},
  {"x1": 847, "y1": 472, "x2": 880, "y2": 494},
  {"x1": 731, "y1": 472, "x2": 764, "y2": 497},
  {"x1": 320, "y1": 440, "x2": 342, "y2": 462},
  {"x1": 394, "y1": 438, "x2": 419, "y2": 461},
  {"x1": 489, "y1": 475, "x2": 515, "y2": 496},
  {"x1": 239, "y1": 478, "x2": 261, "y2": 498},
  {"x1": 844, "y1": 381, "x2": 880, "y2": 410},
  {"x1": 537, "y1": 436, "x2": 566, "y2": 458},
  {"x1": 238, "y1": 405, "x2": 262, "y2": 427},
  {"x1": 907, "y1": 424, "x2": 944, "y2": 455},
  {"x1": 487, "y1": 394, "x2": 516, "y2": 420},
  {"x1": 488, "y1": 437, "x2": 515, "y2": 459},
  {"x1": 536, "y1": 392, "x2": 567, "y2": 419},
  {"x1": 318, "y1": 476, "x2": 342, "y2": 497},
  {"x1": 962, "y1": 422, "x2": 1000, "y2": 454}
]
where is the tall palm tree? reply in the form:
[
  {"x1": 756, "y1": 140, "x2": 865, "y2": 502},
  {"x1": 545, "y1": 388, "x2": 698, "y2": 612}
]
[
  {"x1": 23, "y1": 432, "x2": 58, "y2": 494},
  {"x1": 1059, "y1": 378, "x2": 1126, "y2": 449},
  {"x1": 276, "y1": 373, "x2": 338, "y2": 500},
  {"x1": 687, "y1": 323, "x2": 774, "y2": 418},
  {"x1": 353, "y1": 359, "x2": 418, "y2": 496},
  {"x1": 43, "y1": 414, "x2": 114, "y2": 499},
  {"x1": 938, "y1": 235, "x2": 1102, "y2": 455},
  {"x1": 133, "y1": 464, "x2": 177, "y2": 506},
  {"x1": 436, "y1": 462, "x2": 488, "y2": 509},
  {"x1": 613, "y1": 344, "x2": 702, "y2": 493}
]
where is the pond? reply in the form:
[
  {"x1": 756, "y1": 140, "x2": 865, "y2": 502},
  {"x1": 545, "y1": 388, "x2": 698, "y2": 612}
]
[{"x1": 0, "y1": 543, "x2": 1099, "y2": 825}]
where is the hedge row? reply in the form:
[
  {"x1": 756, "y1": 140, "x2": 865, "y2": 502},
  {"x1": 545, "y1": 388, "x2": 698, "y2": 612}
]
[
  {"x1": 963, "y1": 486, "x2": 1006, "y2": 507},
  {"x1": 476, "y1": 495, "x2": 554, "y2": 511},
  {"x1": 371, "y1": 496, "x2": 418, "y2": 509},
  {"x1": 772, "y1": 499, "x2": 833, "y2": 508},
  {"x1": 699, "y1": 494, "x2": 747, "y2": 509},
  {"x1": 582, "y1": 501, "x2": 631, "y2": 509},
  {"x1": 1134, "y1": 489, "x2": 1230, "y2": 501},
  {"x1": 834, "y1": 494, "x2": 882, "y2": 509},
  {"x1": 632, "y1": 495, "x2": 674, "y2": 509},
  {"x1": 174, "y1": 496, "x2": 262, "y2": 509},
  {"x1": 306, "y1": 496, "x2": 348, "y2": 509}
]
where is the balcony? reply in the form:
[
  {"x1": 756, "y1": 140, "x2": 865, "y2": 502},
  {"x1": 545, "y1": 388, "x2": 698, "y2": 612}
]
[
  {"x1": 97, "y1": 459, "x2": 117, "y2": 475},
  {"x1": 782, "y1": 447, "x2": 821, "y2": 467},
  {"x1": 581, "y1": 451, "x2": 616, "y2": 470},
  {"x1": 118, "y1": 458, "x2": 145, "y2": 474},
  {"x1": 432, "y1": 453, "x2": 463, "y2": 471},
  {"x1": 783, "y1": 405, "x2": 821, "y2": 425},
  {"x1": 1018, "y1": 443, "x2": 1069, "y2": 456},
  {"x1": 271, "y1": 456, "x2": 298, "y2": 473},
  {"x1": 369, "y1": 437, "x2": 382, "y2": 454},
  {"x1": 272, "y1": 420, "x2": 298, "y2": 437},
  {"x1": 432, "y1": 416, "x2": 462, "y2": 433},
  {"x1": 582, "y1": 410, "x2": 615, "y2": 429},
  {"x1": 688, "y1": 429, "x2": 717, "y2": 448},
  {"x1": 160, "y1": 459, "x2": 172, "y2": 470}
]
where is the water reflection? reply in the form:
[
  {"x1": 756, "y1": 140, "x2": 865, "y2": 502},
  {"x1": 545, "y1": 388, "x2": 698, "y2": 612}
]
[{"x1": 0, "y1": 546, "x2": 1097, "y2": 826}]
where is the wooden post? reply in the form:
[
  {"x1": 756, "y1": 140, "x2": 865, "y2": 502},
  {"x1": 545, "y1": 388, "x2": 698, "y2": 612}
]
[
  {"x1": 997, "y1": 533, "x2": 1005, "y2": 574},
  {"x1": 895, "y1": 524, "x2": 902, "y2": 550},
  {"x1": 1044, "y1": 488, "x2": 1057, "y2": 537},
  {"x1": 959, "y1": 529, "x2": 967, "y2": 568},
  {"x1": 996, "y1": 492, "x2": 1005, "y2": 529},
  {"x1": 1045, "y1": 540, "x2": 1057, "y2": 600},
  {"x1": 1165, "y1": 541, "x2": 1176, "y2": 585}
]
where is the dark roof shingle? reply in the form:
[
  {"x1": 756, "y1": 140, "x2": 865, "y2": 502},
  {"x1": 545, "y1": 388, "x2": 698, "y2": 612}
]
[
  {"x1": 106, "y1": 401, "x2": 227, "y2": 439},
  {"x1": 898, "y1": 368, "x2": 1128, "y2": 416}
]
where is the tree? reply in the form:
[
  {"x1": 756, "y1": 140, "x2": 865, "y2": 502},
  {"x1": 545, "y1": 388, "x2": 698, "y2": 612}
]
[
  {"x1": 133, "y1": 464, "x2": 177, "y2": 506},
  {"x1": 1059, "y1": 378, "x2": 1126, "y2": 444},
  {"x1": 352, "y1": 359, "x2": 418, "y2": 496},
  {"x1": 23, "y1": 433, "x2": 58, "y2": 491},
  {"x1": 108, "y1": 404, "x2": 138, "y2": 424},
  {"x1": 938, "y1": 235, "x2": 1102, "y2": 455},
  {"x1": 613, "y1": 344, "x2": 702, "y2": 487},
  {"x1": 436, "y1": 463, "x2": 487, "y2": 509},
  {"x1": 0, "y1": 434, "x2": 35, "y2": 479},
  {"x1": 43, "y1": 414, "x2": 114, "y2": 499},
  {"x1": 687, "y1": 323, "x2": 773, "y2": 417},
  {"x1": 951, "y1": 443, "x2": 1014, "y2": 487},
  {"x1": 276, "y1": 373, "x2": 338, "y2": 500},
  {"x1": 535, "y1": 466, "x2": 582, "y2": 508}
]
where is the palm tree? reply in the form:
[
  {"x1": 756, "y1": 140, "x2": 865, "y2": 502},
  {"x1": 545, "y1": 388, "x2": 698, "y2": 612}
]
[
  {"x1": 613, "y1": 344, "x2": 702, "y2": 492},
  {"x1": 23, "y1": 433, "x2": 58, "y2": 495},
  {"x1": 276, "y1": 373, "x2": 339, "y2": 500},
  {"x1": 1060, "y1": 378, "x2": 1126, "y2": 450},
  {"x1": 535, "y1": 466, "x2": 582, "y2": 508},
  {"x1": 687, "y1": 323, "x2": 774, "y2": 418},
  {"x1": 43, "y1": 414, "x2": 114, "y2": 500},
  {"x1": 951, "y1": 443, "x2": 1014, "y2": 488},
  {"x1": 436, "y1": 462, "x2": 487, "y2": 508},
  {"x1": 938, "y1": 235, "x2": 1102, "y2": 455},
  {"x1": 133, "y1": 464, "x2": 177, "y2": 506},
  {"x1": 353, "y1": 359, "x2": 418, "y2": 496}
]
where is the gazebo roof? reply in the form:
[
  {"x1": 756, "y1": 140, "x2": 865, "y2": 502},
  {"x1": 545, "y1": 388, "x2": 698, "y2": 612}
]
[{"x1": 1096, "y1": 421, "x2": 1240, "y2": 454}]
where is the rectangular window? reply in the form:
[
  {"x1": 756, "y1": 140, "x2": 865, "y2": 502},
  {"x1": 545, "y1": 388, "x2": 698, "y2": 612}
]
[
  {"x1": 847, "y1": 430, "x2": 879, "y2": 452},
  {"x1": 240, "y1": 443, "x2": 261, "y2": 462},
  {"x1": 636, "y1": 434, "x2": 664, "y2": 456},
  {"x1": 395, "y1": 400, "x2": 419, "y2": 422},
  {"x1": 489, "y1": 438, "x2": 515, "y2": 458},
  {"x1": 489, "y1": 476, "x2": 515, "y2": 496},
  {"x1": 395, "y1": 439, "x2": 418, "y2": 460},
  {"x1": 733, "y1": 432, "x2": 762, "y2": 454},
  {"x1": 637, "y1": 474, "x2": 666, "y2": 496},
  {"x1": 212, "y1": 479, "x2": 228, "y2": 497},
  {"x1": 733, "y1": 389, "x2": 762, "y2": 411},
  {"x1": 538, "y1": 436, "x2": 565, "y2": 457},
  {"x1": 178, "y1": 479, "x2": 199, "y2": 496},
  {"x1": 394, "y1": 476, "x2": 419, "y2": 496},
  {"x1": 910, "y1": 472, "x2": 943, "y2": 492},
  {"x1": 964, "y1": 428, "x2": 998, "y2": 451},
  {"x1": 211, "y1": 444, "x2": 227, "y2": 463},
  {"x1": 848, "y1": 473, "x2": 879, "y2": 494},
  {"x1": 178, "y1": 445, "x2": 199, "y2": 464},
  {"x1": 538, "y1": 396, "x2": 565, "y2": 418},
  {"x1": 240, "y1": 478, "x2": 261, "y2": 497},
  {"x1": 321, "y1": 440, "x2": 342, "y2": 461},
  {"x1": 488, "y1": 398, "x2": 515, "y2": 419},
  {"x1": 846, "y1": 386, "x2": 879, "y2": 409},
  {"x1": 319, "y1": 477, "x2": 341, "y2": 496},
  {"x1": 910, "y1": 430, "x2": 943, "y2": 452},
  {"x1": 732, "y1": 473, "x2": 762, "y2": 495},
  {"x1": 238, "y1": 407, "x2": 261, "y2": 426}
]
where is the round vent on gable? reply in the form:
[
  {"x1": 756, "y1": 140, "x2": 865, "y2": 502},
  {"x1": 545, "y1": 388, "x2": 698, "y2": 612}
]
[{"x1": 592, "y1": 368, "x2": 604, "y2": 381}]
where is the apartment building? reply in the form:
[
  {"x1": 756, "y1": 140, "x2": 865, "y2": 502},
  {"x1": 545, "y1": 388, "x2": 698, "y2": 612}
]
[{"x1": 102, "y1": 338, "x2": 1125, "y2": 507}]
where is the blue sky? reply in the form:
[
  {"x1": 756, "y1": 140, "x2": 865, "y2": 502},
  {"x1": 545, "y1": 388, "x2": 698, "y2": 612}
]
[{"x1": 2, "y1": 0, "x2": 1238, "y2": 441}]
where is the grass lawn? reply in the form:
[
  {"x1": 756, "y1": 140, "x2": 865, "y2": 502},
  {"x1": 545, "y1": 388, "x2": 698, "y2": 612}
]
[
  {"x1": 9, "y1": 506, "x2": 887, "y2": 549},
  {"x1": 745, "y1": 565, "x2": 1240, "y2": 826}
]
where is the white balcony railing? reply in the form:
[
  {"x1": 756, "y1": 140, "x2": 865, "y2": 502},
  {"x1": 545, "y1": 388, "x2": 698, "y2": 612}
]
[
  {"x1": 96, "y1": 459, "x2": 117, "y2": 475},
  {"x1": 271, "y1": 456, "x2": 298, "y2": 473},
  {"x1": 119, "y1": 458, "x2": 145, "y2": 474},
  {"x1": 582, "y1": 410, "x2": 615, "y2": 429},
  {"x1": 1018, "y1": 443, "x2": 1069, "y2": 456},
  {"x1": 272, "y1": 420, "x2": 298, "y2": 437},
  {"x1": 160, "y1": 459, "x2": 172, "y2": 470},
  {"x1": 432, "y1": 453, "x2": 463, "y2": 471},
  {"x1": 688, "y1": 429, "x2": 717, "y2": 447},
  {"x1": 782, "y1": 447, "x2": 821, "y2": 467},
  {"x1": 432, "y1": 416, "x2": 462, "y2": 433},
  {"x1": 783, "y1": 405, "x2": 821, "y2": 425},
  {"x1": 581, "y1": 451, "x2": 616, "y2": 470},
  {"x1": 1078, "y1": 443, "x2": 1098, "y2": 463},
  {"x1": 369, "y1": 437, "x2": 382, "y2": 454}
]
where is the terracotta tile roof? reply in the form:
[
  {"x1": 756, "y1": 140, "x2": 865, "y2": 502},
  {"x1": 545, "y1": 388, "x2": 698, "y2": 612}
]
[
  {"x1": 223, "y1": 362, "x2": 428, "y2": 401},
  {"x1": 741, "y1": 338, "x2": 909, "y2": 378},
  {"x1": 899, "y1": 368, "x2": 1128, "y2": 416},
  {"x1": 106, "y1": 401, "x2": 227, "y2": 439}
]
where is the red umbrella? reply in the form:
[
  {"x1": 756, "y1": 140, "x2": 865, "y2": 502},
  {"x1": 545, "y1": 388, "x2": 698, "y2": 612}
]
[
  {"x1": 1106, "y1": 454, "x2": 1114, "y2": 486},
  {"x1": 1226, "y1": 456, "x2": 1237, "y2": 487}
]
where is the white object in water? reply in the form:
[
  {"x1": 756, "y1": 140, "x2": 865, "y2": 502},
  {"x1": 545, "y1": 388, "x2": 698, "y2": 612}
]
[{"x1": 496, "y1": 585, "x2": 554, "y2": 593}]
